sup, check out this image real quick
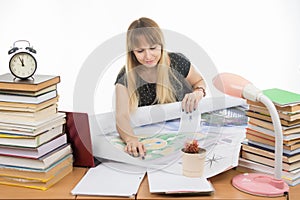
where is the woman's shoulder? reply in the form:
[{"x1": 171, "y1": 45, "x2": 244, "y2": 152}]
[
  {"x1": 118, "y1": 65, "x2": 126, "y2": 74},
  {"x1": 168, "y1": 52, "x2": 191, "y2": 77},
  {"x1": 168, "y1": 52, "x2": 190, "y2": 62},
  {"x1": 115, "y1": 65, "x2": 127, "y2": 85}
]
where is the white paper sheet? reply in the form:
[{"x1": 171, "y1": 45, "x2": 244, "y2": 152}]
[
  {"x1": 147, "y1": 169, "x2": 214, "y2": 194},
  {"x1": 89, "y1": 96, "x2": 246, "y2": 135},
  {"x1": 178, "y1": 108, "x2": 201, "y2": 133},
  {"x1": 90, "y1": 96, "x2": 246, "y2": 167},
  {"x1": 142, "y1": 125, "x2": 246, "y2": 178},
  {"x1": 71, "y1": 162, "x2": 146, "y2": 197}
]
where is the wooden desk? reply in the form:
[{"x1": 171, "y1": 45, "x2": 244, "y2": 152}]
[
  {"x1": 136, "y1": 169, "x2": 295, "y2": 200},
  {"x1": 0, "y1": 167, "x2": 298, "y2": 200},
  {"x1": 0, "y1": 167, "x2": 87, "y2": 200},
  {"x1": 76, "y1": 194, "x2": 135, "y2": 200}
]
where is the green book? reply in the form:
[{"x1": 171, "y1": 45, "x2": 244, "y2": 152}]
[{"x1": 263, "y1": 88, "x2": 300, "y2": 106}]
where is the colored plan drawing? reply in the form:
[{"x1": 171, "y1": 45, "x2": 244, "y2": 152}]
[{"x1": 109, "y1": 132, "x2": 216, "y2": 161}]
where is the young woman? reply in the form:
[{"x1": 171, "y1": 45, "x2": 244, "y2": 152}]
[{"x1": 115, "y1": 17, "x2": 206, "y2": 158}]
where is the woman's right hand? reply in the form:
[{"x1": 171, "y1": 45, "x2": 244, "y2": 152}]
[
  {"x1": 115, "y1": 83, "x2": 146, "y2": 159},
  {"x1": 124, "y1": 137, "x2": 146, "y2": 159}
]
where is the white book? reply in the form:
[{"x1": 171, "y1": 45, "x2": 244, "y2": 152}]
[
  {"x1": 0, "y1": 90, "x2": 57, "y2": 104},
  {"x1": 0, "y1": 104, "x2": 57, "y2": 122},
  {"x1": 0, "y1": 124, "x2": 64, "y2": 147},
  {"x1": 248, "y1": 124, "x2": 300, "y2": 140},
  {"x1": 0, "y1": 85, "x2": 57, "y2": 97},
  {"x1": 238, "y1": 157, "x2": 300, "y2": 186},
  {"x1": 0, "y1": 133, "x2": 67, "y2": 157},
  {"x1": 71, "y1": 162, "x2": 146, "y2": 197},
  {"x1": 147, "y1": 169, "x2": 214, "y2": 194},
  {"x1": 0, "y1": 112, "x2": 66, "y2": 135},
  {"x1": 0, "y1": 144, "x2": 71, "y2": 169},
  {"x1": 248, "y1": 140, "x2": 300, "y2": 156}
]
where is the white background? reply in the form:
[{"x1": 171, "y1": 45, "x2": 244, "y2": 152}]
[{"x1": 0, "y1": 0, "x2": 299, "y2": 113}]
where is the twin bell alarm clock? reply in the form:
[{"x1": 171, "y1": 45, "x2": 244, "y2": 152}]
[{"x1": 8, "y1": 40, "x2": 37, "y2": 79}]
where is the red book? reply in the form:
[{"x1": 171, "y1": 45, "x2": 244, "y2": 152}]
[{"x1": 64, "y1": 112, "x2": 95, "y2": 167}]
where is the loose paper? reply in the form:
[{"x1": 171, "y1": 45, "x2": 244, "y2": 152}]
[{"x1": 71, "y1": 162, "x2": 145, "y2": 197}]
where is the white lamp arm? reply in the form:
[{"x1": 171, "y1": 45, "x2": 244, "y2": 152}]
[
  {"x1": 242, "y1": 84, "x2": 262, "y2": 102},
  {"x1": 214, "y1": 73, "x2": 289, "y2": 195},
  {"x1": 258, "y1": 94, "x2": 283, "y2": 180},
  {"x1": 213, "y1": 73, "x2": 284, "y2": 180}
]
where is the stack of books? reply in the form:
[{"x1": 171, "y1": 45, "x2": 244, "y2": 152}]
[
  {"x1": 239, "y1": 88, "x2": 300, "y2": 186},
  {"x1": 0, "y1": 73, "x2": 73, "y2": 190}
]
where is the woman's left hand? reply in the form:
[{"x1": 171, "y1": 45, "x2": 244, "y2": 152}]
[{"x1": 182, "y1": 90, "x2": 204, "y2": 113}]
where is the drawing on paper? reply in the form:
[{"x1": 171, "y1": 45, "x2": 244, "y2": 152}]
[
  {"x1": 205, "y1": 153, "x2": 224, "y2": 168},
  {"x1": 109, "y1": 132, "x2": 214, "y2": 161}
]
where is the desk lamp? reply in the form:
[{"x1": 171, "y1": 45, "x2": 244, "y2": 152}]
[{"x1": 213, "y1": 72, "x2": 289, "y2": 197}]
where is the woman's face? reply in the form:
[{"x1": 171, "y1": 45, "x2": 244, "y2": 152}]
[{"x1": 132, "y1": 36, "x2": 162, "y2": 68}]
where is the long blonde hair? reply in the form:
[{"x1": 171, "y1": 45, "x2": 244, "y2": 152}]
[{"x1": 126, "y1": 17, "x2": 178, "y2": 111}]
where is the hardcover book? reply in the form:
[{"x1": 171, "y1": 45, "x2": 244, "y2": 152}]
[
  {"x1": 0, "y1": 90, "x2": 57, "y2": 104},
  {"x1": 247, "y1": 99, "x2": 300, "y2": 112},
  {"x1": 238, "y1": 158, "x2": 300, "y2": 186},
  {"x1": 245, "y1": 132, "x2": 300, "y2": 151},
  {"x1": 0, "y1": 155, "x2": 72, "y2": 181},
  {"x1": 246, "y1": 128, "x2": 300, "y2": 146},
  {"x1": 0, "y1": 144, "x2": 71, "y2": 169},
  {"x1": 0, "y1": 133, "x2": 67, "y2": 157},
  {"x1": 246, "y1": 110, "x2": 300, "y2": 126},
  {"x1": 249, "y1": 117, "x2": 300, "y2": 135},
  {"x1": 0, "y1": 73, "x2": 60, "y2": 92},
  {"x1": 246, "y1": 88, "x2": 300, "y2": 113},
  {"x1": 263, "y1": 88, "x2": 300, "y2": 106},
  {"x1": 0, "y1": 163, "x2": 72, "y2": 190},
  {"x1": 0, "y1": 96, "x2": 59, "y2": 112},
  {"x1": 242, "y1": 143, "x2": 300, "y2": 163},
  {"x1": 248, "y1": 104, "x2": 300, "y2": 122},
  {"x1": 64, "y1": 112, "x2": 95, "y2": 167},
  {"x1": 247, "y1": 123, "x2": 300, "y2": 141},
  {"x1": 247, "y1": 140, "x2": 300, "y2": 156},
  {"x1": 0, "y1": 112, "x2": 66, "y2": 136},
  {"x1": 0, "y1": 104, "x2": 57, "y2": 122},
  {"x1": 0, "y1": 85, "x2": 57, "y2": 97},
  {"x1": 241, "y1": 151, "x2": 300, "y2": 172}
]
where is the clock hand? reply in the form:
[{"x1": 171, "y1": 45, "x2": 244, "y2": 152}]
[{"x1": 18, "y1": 56, "x2": 25, "y2": 66}]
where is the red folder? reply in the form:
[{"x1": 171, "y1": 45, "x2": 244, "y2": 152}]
[{"x1": 64, "y1": 112, "x2": 95, "y2": 167}]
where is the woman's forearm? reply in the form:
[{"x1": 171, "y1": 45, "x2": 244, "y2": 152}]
[
  {"x1": 116, "y1": 113, "x2": 146, "y2": 158},
  {"x1": 116, "y1": 113, "x2": 137, "y2": 143}
]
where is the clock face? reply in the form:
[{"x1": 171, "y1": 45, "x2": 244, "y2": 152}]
[{"x1": 9, "y1": 52, "x2": 37, "y2": 79}]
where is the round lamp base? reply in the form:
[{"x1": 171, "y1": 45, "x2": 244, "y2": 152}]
[{"x1": 232, "y1": 173, "x2": 289, "y2": 197}]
